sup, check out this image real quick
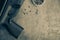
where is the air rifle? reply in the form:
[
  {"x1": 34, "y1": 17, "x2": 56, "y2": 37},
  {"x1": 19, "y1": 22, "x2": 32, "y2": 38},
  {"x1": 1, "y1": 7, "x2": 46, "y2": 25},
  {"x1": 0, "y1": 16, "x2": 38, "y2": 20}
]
[{"x1": 0, "y1": 0, "x2": 24, "y2": 38}]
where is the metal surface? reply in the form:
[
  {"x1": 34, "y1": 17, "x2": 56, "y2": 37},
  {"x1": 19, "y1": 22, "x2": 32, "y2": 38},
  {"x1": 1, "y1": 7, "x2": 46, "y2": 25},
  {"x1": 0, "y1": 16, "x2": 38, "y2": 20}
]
[
  {"x1": 0, "y1": 0, "x2": 7, "y2": 16},
  {"x1": 31, "y1": 0, "x2": 44, "y2": 6}
]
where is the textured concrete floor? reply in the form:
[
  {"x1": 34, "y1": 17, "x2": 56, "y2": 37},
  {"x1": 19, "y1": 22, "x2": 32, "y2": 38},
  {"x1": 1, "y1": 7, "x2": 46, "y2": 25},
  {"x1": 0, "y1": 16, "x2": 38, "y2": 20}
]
[{"x1": 14, "y1": 0, "x2": 60, "y2": 40}]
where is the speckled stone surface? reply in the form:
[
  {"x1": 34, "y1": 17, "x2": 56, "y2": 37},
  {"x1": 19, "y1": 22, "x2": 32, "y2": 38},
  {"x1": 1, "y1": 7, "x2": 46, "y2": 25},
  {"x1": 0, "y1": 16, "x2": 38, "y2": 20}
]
[{"x1": 14, "y1": 0, "x2": 60, "y2": 40}]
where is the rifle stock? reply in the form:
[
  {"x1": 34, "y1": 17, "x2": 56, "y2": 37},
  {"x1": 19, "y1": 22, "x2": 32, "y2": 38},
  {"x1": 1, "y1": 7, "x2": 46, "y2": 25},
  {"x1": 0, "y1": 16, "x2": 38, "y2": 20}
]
[{"x1": 3, "y1": 20, "x2": 24, "y2": 38}]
